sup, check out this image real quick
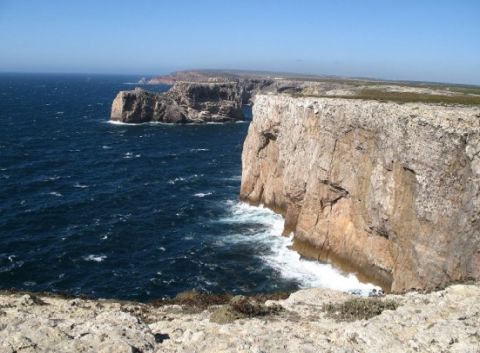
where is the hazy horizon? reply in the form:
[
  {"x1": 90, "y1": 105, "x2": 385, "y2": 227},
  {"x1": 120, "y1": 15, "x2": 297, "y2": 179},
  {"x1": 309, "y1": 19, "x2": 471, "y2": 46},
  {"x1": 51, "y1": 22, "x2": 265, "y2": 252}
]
[{"x1": 1, "y1": 0, "x2": 479, "y2": 85}]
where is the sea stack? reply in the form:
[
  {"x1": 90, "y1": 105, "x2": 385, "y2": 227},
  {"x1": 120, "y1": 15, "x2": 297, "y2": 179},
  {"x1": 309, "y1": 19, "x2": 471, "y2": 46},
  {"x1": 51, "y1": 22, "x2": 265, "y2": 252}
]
[
  {"x1": 110, "y1": 82, "x2": 245, "y2": 123},
  {"x1": 241, "y1": 94, "x2": 480, "y2": 292}
]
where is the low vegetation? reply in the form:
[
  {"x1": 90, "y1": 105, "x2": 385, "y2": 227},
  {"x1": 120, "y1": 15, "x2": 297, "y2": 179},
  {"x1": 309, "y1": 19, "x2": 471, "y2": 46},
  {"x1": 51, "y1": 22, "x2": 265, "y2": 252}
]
[
  {"x1": 152, "y1": 289, "x2": 290, "y2": 308},
  {"x1": 349, "y1": 89, "x2": 480, "y2": 105},
  {"x1": 323, "y1": 297, "x2": 399, "y2": 322}
]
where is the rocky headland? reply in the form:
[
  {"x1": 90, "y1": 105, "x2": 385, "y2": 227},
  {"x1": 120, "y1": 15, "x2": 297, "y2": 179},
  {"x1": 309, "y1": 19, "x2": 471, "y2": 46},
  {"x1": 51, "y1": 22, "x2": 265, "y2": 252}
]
[
  {"x1": 241, "y1": 93, "x2": 480, "y2": 293},
  {"x1": 111, "y1": 82, "x2": 247, "y2": 124},
  {"x1": 1, "y1": 283, "x2": 479, "y2": 352}
]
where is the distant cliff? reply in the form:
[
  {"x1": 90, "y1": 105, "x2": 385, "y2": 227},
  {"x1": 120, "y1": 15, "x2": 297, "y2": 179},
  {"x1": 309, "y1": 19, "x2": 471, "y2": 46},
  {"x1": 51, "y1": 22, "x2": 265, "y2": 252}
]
[
  {"x1": 241, "y1": 94, "x2": 480, "y2": 292},
  {"x1": 111, "y1": 82, "x2": 246, "y2": 123}
]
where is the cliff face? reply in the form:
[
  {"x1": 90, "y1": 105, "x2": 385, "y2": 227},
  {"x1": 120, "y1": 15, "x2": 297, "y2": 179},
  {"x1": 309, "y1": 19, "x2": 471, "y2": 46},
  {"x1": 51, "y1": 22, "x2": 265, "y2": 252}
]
[
  {"x1": 241, "y1": 94, "x2": 480, "y2": 292},
  {"x1": 111, "y1": 82, "x2": 245, "y2": 123}
]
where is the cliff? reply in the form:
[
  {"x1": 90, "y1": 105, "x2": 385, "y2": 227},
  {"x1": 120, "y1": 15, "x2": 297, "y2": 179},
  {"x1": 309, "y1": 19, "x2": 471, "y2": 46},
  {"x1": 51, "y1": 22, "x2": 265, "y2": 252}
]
[
  {"x1": 1, "y1": 284, "x2": 478, "y2": 352},
  {"x1": 110, "y1": 82, "x2": 245, "y2": 123},
  {"x1": 241, "y1": 94, "x2": 480, "y2": 292}
]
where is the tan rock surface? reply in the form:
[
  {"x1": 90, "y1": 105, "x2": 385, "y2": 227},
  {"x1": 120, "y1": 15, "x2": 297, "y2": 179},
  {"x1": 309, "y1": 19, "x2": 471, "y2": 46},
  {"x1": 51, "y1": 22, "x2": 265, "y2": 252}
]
[
  {"x1": 0, "y1": 284, "x2": 479, "y2": 352},
  {"x1": 241, "y1": 94, "x2": 480, "y2": 292}
]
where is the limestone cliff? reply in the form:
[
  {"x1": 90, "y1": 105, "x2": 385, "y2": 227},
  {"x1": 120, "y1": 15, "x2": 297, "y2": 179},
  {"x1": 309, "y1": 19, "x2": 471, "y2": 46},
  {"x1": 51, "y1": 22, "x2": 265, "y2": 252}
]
[
  {"x1": 241, "y1": 94, "x2": 480, "y2": 292},
  {"x1": 110, "y1": 82, "x2": 245, "y2": 123}
]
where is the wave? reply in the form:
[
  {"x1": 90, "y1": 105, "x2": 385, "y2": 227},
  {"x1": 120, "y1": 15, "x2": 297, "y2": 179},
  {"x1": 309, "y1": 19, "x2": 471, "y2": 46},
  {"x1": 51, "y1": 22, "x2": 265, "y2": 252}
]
[
  {"x1": 83, "y1": 254, "x2": 107, "y2": 262},
  {"x1": 194, "y1": 192, "x2": 212, "y2": 198},
  {"x1": 219, "y1": 202, "x2": 380, "y2": 295},
  {"x1": 73, "y1": 182, "x2": 88, "y2": 188},
  {"x1": 167, "y1": 174, "x2": 202, "y2": 185},
  {"x1": 48, "y1": 191, "x2": 63, "y2": 197},
  {"x1": 106, "y1": 120, "x2": 175, "y2": 126}
]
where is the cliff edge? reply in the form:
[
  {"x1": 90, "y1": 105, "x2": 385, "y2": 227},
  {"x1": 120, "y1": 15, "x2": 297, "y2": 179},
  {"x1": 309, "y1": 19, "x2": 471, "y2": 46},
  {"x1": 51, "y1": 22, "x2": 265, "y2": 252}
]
[{"x1": 241, "y1": 94, "x2": 480, "y2": 292}]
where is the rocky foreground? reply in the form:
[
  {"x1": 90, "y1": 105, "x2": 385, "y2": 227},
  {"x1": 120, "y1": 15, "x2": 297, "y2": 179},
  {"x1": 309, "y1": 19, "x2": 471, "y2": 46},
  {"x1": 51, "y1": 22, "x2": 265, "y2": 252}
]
[{"x1": 0, "y1": 284, "x2": 478, "y2": 353}]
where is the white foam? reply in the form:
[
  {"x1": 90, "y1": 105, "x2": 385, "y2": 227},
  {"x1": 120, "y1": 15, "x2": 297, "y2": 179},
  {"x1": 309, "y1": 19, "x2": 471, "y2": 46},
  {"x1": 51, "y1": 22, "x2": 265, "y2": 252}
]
[
  {"x1": 107, "y1": 120, "x2": 138, "y2": 126},
  {"x1": 168, "y1": 174, "x2": 202, "y2": 185},
  {"x1": 106, "y1": 120, "x2": 175, "y2": 126},
  {"x1": 48, "y1": 191, "x2": 63, "y2": 197},
  {"x1": 219, "y1": 202, "x2": 380, "y2": 295},
  {"x1": 194, "y1": 192, "x2": 212, "y2": 198},
  {"x1": 73, "y1": 182, "x2": 88, "y2": 188},
  {"x1": 168, "y1": 177, "x2": 185, "y2": 185},
  {"x1": 190, "y1": 148, "x2": 209, "y2": 152},
  {"x1": 83, "y1": 254, "x2": 107, "y2": 262}
]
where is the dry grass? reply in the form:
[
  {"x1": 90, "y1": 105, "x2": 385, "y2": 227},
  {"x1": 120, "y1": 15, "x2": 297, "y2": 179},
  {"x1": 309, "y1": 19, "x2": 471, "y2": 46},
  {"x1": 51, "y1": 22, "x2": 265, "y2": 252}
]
[
  {"x1": 151, "y1": 290, "x2": 290, "y2": 310},
  {"x1": 351, "y1": 89, "x2": 480, "y2": 105},
  {"x1": 323, "y1": 297, "x2": 399, "y2": 322},
  {"x1": 298, "y1": 88, "x2": 480, "y2": 106},
  {"x1": 230, "y1": 296, "x2": 283, "y2": 317}
]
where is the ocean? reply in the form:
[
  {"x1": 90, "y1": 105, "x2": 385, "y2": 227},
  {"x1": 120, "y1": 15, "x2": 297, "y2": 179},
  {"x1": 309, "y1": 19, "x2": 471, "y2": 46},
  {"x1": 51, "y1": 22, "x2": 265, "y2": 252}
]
[{"x1": 0, "y1": 73, "x2": 377, "y2": 301}]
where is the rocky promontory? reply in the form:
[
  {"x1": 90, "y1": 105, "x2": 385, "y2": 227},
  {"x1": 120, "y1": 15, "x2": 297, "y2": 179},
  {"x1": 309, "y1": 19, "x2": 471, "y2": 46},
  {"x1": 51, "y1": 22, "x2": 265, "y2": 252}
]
[
  {"x1": 1, "y1": 283, "x2": 479, "y2": 352},
  {"x1": 111, "y1": 82, "x2": 246, "y2": 124},
  {"x1": 241, "y1": 94, "x2": 480, "y2": 292}
]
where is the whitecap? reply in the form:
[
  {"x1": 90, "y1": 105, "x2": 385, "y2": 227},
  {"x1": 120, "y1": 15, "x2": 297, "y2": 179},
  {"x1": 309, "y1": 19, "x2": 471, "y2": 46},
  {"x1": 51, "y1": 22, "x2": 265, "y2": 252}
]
[
  {"x1": 194, "y1": 192, "x2": 212, "y2": 198},
  {"x1": 224, "y1": 175, "x2": 242, "y2": 181},
  {"x1": 102, "y1": 145, "x2": 112, "y2": 149},
  {"x1": 107, "y1": 120, "x2": 139, "y2": 126},
  {"x1": 218, "y1": 202, "x2": 380, "y2": 296},
  {"x1": 124, "y1": 152, "x2": 133, "y2": 159},
  {"x1": 73, "y1": 182, "x2": 88, "y2": 188},
  {"x1": 56, "y1": 111, "x2": 64, "y2": 115},
  {"x1": 83, "y1": 254, "x2": 107, "y2": 262},
  {"x1": 190, "y1": 148, "x2": 209, "y2": 152},
  {"x1": 167, "y1": 177, "x2": 185, "y2": 185},
  {"x1": 48, "y1": 191, "x2": 63, "y2": 197}
]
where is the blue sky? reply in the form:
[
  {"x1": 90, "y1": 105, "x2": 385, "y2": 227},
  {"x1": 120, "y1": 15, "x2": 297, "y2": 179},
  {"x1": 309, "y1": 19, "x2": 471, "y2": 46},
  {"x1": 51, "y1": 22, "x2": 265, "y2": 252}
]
[{"x1": 0, "y1": 0, "x2": 479, "y2": 84}]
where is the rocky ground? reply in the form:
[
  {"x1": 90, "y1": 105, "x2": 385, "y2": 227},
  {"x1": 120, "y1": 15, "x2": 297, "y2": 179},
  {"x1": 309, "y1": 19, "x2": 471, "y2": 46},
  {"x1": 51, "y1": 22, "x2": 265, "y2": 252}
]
[{"x1": 0, "y1": 283, "x2": 478, "y2": 353}]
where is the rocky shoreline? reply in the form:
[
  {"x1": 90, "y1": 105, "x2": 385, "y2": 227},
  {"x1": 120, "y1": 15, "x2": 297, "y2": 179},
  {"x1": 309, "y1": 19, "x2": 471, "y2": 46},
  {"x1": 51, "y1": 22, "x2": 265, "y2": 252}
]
[{"x1": 1, "y1": 283, "x2": 478, "y2": 352}]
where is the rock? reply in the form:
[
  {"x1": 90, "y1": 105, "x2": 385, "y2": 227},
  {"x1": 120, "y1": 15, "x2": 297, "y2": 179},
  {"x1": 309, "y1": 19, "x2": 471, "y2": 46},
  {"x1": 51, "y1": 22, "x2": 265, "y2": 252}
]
[
  {"x1": 110, "y1": 82, "x2": 246, "y2": 124},
  {"x1": 240, "y1": 94, "x2": 480, "y2": 292},
  {"x1": 1, "y1": 284, "x2": 478, "y2": 352}
]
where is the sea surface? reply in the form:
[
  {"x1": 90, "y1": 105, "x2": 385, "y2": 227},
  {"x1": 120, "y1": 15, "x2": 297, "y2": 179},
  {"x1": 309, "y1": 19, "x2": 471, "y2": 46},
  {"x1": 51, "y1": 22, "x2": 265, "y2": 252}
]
[{"x1": 0, "y1": 73, "x2": 377, "y2": 301}]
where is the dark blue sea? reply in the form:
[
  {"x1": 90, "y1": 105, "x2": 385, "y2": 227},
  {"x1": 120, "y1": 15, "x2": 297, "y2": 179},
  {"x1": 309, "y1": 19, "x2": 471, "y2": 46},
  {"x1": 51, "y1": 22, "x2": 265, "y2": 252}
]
[{"x1": 0, "y1": 73, "x2": 376, "y2": 301}]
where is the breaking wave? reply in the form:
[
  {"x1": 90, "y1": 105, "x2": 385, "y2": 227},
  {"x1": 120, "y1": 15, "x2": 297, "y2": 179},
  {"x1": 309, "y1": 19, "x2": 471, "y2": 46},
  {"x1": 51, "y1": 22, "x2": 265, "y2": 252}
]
[{"x1": 219, "y1": 202, "x2": 380, "y2": 295}]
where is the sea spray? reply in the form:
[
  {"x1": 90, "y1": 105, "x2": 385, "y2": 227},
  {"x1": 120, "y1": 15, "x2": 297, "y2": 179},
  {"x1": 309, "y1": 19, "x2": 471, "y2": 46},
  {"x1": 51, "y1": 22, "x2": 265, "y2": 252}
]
[{"x1": 219, "y1": 201, "x2": 379, "y2": 295}]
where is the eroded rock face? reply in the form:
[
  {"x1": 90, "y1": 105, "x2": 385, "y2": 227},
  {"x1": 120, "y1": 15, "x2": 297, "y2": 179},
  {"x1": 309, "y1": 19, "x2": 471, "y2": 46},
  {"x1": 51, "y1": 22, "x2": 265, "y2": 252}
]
[
  {"x1": 241, "y1": 94, "x2": 480, "y2": 292},
  {"x1": 110, "y1": 82, "x2": 245, "y2": 123}
]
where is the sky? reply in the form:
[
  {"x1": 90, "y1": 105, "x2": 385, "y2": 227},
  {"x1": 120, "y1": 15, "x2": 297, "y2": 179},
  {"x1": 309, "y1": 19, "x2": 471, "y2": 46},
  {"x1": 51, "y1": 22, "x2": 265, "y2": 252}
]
[{"x1": 0, "y1": 0, "x2": 479, "y2": 84}]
